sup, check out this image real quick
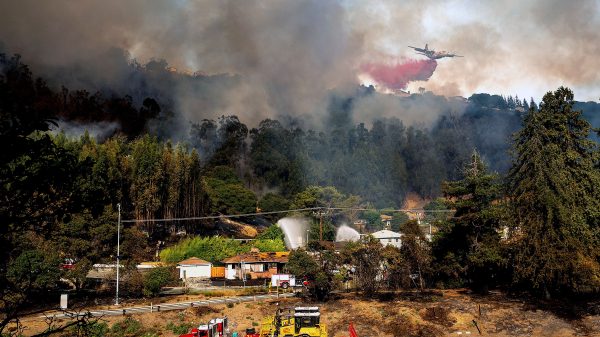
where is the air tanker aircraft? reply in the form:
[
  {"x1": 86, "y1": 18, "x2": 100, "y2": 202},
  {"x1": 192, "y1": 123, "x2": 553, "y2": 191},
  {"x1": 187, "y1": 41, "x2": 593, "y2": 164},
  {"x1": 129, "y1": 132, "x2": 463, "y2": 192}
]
[{"x1": 408, "y1": 44, "x2": 463, "y2": 59}]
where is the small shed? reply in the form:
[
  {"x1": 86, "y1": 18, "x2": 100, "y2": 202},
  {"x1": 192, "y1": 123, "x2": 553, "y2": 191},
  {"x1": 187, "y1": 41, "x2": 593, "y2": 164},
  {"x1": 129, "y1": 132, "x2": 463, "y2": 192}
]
[{"x1": 177, "y1": 257, "x2": 212, "y2": 280}]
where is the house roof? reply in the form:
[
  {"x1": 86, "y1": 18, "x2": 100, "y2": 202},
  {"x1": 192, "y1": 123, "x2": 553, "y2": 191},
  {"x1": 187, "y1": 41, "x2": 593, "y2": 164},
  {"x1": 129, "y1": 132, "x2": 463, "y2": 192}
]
[
  {"x1": 371, "y1": 229, "x2": 402, "y2": 239},
  {"x1": 222, "y1": 251, "x2": 289, "y2": 264},
  {"x1": 178, "y1": 257, "x2": 212, "y2": 266}
]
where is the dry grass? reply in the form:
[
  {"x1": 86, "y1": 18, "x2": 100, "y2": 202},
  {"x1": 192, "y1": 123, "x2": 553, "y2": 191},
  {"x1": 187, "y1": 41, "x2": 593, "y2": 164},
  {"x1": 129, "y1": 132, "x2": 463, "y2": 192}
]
[{"x1": 18, "y1": 289, "x2": 600, "y2": 336}]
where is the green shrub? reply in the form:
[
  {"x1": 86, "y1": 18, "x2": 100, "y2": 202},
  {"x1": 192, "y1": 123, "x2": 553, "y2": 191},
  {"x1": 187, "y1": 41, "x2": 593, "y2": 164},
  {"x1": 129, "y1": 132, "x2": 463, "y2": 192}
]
[
  {"x1": 111, "y1": 317, "x2": 142, "y2": 337},
  {"x1": 166, "y1": 321, "x2": 193, "y2": 335},
  {"x1": 143, "y1": 267, "x2": 175, "y2": 297},
  {"x1": 86, "y1": 322, "x2": 109, "y2": 337}
]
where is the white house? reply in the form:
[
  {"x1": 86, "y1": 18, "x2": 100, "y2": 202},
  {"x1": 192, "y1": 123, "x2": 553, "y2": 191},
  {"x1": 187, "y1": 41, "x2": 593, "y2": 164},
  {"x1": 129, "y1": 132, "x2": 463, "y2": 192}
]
[
  {"x1": 177, "y1": 257, "x2": 212, "y2": 280},
  {"x1": 371, "y1": 229, "x2": 403, "y2": 248}
]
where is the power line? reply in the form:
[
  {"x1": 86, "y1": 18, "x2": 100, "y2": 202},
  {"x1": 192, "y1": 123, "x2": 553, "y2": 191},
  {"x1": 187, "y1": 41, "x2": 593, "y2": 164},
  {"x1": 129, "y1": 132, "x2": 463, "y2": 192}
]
[
  {"x1": 121, "y1": 207, "x2": 323, "y2": 223},
  {"x1": 327, "y1": 207, "x2": 455, "y2": 213},
  {"x1": 121, "y1": 207, "x2": 455, "y2": 223}
]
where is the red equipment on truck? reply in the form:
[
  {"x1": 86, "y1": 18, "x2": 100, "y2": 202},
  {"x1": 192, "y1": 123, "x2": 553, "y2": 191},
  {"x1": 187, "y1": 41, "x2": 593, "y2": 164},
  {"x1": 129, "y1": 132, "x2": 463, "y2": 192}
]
[
  {"x1": 179, "y1": 317, "x2": 228, "y2": 337},
  {"x1": 209, "y1": 317, "x2": 228, "y2": 337}
]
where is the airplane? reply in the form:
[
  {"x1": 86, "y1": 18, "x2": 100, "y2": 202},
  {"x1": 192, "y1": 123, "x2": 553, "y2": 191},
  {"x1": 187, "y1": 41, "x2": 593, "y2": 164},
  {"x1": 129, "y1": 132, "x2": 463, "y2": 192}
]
[{"x1": 408, "y1": 44, "x2": 463, "y2": 60}]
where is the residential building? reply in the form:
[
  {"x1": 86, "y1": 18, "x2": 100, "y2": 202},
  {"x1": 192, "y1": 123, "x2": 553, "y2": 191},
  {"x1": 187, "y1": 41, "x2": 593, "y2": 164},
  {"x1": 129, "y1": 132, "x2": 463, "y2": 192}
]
[
  {"x1": 380, "y1": 215, "x2": 393, "y2": 229},
  {"x1": 222, "y1": 251, "x2": 289, "y2": 280},
  {"x1": 177, "y1": 257, "x2": 212, "y2": 280},
  {"x1": 371, "y1": 229, "x2": 403, "y2": 248}
]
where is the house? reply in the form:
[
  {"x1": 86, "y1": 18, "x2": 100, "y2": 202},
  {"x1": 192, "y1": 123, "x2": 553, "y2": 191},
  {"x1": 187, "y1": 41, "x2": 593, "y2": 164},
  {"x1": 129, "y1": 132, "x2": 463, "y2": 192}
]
[
  {"x1": 371, "y1": 229, "x2": 403, "y2": 248},
  {"x1": 380, "y1": 215, "x2": 393, "y2": 229},
  {"x1": 177, "y1": 257, "x2": 212, "y2": 280},
  {"x1": 353, "y1": 219, "x2": 367, "y2": 233},
  {"x1": 222, "y1": 251, "x2": 289, "y2": 280}
]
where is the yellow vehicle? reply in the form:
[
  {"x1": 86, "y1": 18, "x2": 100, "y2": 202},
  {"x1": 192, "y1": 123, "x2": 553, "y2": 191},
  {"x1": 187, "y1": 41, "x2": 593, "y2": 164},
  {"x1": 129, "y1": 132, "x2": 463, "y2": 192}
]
[{"x1": 258, "y1": 307, "x2": 327, "y2": 337}]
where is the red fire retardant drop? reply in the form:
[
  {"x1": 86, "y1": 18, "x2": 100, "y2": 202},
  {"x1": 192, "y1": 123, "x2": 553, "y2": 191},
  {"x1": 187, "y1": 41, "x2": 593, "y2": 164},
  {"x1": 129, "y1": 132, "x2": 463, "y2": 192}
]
[{"x1": 361, "y1": 59, "x2": 438, "y2": 92}]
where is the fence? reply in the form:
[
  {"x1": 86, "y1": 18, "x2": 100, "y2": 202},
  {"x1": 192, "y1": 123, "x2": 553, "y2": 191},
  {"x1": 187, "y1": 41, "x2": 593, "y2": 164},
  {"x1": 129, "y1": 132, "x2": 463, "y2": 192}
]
[{"x1": 41, "y1": 293, "x2": 294, "y2": 319}]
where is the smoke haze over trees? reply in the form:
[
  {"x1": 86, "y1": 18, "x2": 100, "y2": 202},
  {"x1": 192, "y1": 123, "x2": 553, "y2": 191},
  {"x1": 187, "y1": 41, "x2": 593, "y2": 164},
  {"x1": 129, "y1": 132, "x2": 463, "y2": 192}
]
[{"x1": 2, "y1": 1, "x2": 600, "y2": 334}]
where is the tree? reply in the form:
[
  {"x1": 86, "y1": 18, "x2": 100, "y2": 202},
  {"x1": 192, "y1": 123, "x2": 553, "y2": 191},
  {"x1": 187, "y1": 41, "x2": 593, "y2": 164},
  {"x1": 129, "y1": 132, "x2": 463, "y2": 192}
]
[
  {"x1": 400, "y1": 221, "x2": 433, "y2": 291},
  {"x1": 2, "y1": 249, "x2": 62, "y2": 333},
  {"x1": 256, "y1": 224, "x2": 285, "y2": 241},
  {"x1": 348, "y1": 236, "x2": 384, "y2": 296},
  {"x1": 432, "y1": 151, "x2": 504, "y2": 293},
  {"x1": 286, "y1": 250, "x2": 334, "y2": 300},
  {"x1": 291, "y1": 186, "x2": 359, "y2": 241},
  {"x1": 143, "y1": 267, "x2": 176, "y2": 297},
  {"x1": 508, "y1": 87, "x2": 600, "y2": 297},
  {"x1": 0, "y1": 55, "x2": 96, "y2": 334},
  {"x1": 258, "y1": 193, "x2": 291, "y2": 222},
  {"x1": 381, "y1": 245, "x2": 408, "y2": 289},
  {"x1": 203, "y1": 166, "x2": 257, "y2": 215},
  {"x1": 362, "y1": 209, "x2": 382, "y2": 232}
]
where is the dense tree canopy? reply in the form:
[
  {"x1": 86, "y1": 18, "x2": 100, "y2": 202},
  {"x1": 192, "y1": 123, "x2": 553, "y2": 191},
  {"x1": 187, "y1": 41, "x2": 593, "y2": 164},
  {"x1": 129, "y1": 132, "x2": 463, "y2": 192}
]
[{"x1": 507, "y1": 87, "x2": 600, "y2": 296}]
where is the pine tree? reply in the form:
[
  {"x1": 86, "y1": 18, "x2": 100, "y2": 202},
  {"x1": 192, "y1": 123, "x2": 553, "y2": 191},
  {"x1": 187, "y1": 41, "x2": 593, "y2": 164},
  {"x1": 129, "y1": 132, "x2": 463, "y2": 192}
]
[
  {"x1": 529, "y1": 97, "x2": 537, "y2": 111},
  {"x1": 508, "y1": 87, "x2": 600, "y2": 297},
  {"x1": 433, "y1": 150, "x2": 505, "y2": 293}
]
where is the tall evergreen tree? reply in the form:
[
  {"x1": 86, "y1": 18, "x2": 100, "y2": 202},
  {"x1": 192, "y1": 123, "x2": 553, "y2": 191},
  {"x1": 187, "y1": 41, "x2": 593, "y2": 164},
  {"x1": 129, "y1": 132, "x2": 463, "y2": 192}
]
[
  {"x1": 433, "y1": 151, "x2": 505, "y2": 293},
  {"x1": 508, "y1": 87, "x2": 600, "y2": 297}
]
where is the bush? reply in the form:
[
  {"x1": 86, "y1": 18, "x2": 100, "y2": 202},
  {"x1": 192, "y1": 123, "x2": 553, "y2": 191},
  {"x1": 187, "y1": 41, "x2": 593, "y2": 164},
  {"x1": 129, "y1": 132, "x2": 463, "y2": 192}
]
[
  {"x1": 143, "y1": 267, "x2": 175, "y2": 297},
  {"x1": 166, "y1": 321, "x2": 193, "y2": 335},
  {"x1": 73, "y1": 321, "x2": 108, "y2": 337},
  {"x1": 111, "y1": 317, "x2": 142, "y2": 337}
]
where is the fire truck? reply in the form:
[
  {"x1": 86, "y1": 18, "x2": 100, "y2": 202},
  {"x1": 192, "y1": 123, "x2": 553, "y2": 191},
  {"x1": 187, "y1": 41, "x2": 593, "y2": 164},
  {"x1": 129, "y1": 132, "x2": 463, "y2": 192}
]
[
  {"x1": 270, "y1": 274, "x2": 296, "y2": 289},
  {"x1": 179, "y1": 317, "x2": 228, "y2": 337}
]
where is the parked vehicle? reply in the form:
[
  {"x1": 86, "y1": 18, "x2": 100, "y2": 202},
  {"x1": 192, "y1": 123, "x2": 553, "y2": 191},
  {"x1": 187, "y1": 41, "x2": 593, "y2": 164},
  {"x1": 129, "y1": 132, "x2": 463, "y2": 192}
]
[
  {"x1": 270, "y1": 274, "x2": 296, "y2": 289},
  {"x1": 60, "y1": 258, "x2": 75, "y2": 270},
  {"x1": 179, "y1": 318, "x2": 228, "y2": 337}
]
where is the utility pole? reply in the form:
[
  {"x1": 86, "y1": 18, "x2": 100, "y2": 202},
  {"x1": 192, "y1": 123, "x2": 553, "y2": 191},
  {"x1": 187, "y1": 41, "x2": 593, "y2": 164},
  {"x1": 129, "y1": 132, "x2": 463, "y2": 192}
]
[
  {"x1": 115, "y1": 203, "x2": 121, "y2": 305},
  {"x1": 319, "y1": 213, "x2": 323, "y2": 242},
  {"x1": 312, "y1": 209, "x2": 327, "y2": 242}
]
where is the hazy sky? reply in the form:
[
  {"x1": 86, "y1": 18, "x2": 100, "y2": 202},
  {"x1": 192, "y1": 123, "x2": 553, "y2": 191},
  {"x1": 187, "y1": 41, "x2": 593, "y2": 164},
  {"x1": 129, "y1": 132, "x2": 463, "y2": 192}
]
[{"x1": 1, "y1": 0, "x2": 599, "y2": 103}]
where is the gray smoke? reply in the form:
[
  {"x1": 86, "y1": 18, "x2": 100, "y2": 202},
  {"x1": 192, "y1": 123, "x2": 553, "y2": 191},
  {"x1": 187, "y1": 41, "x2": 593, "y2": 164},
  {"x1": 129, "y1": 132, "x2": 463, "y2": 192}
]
[
  {"x1": 51, "y1": 120, "x2": 120, "y2": 141},
  {"x1": 1, "y1": 0, "x2": 599, "y2": 130}
]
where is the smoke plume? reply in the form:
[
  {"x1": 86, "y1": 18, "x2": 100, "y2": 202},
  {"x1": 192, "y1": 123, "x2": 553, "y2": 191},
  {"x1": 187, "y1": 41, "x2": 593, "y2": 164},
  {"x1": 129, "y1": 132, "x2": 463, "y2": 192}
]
[
  {"x1": 1, "y1": 0, "x2": 599, "y2": 132},
  {"x1": 361, "y1": 59, "x2": 438, "y2": 92}
]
